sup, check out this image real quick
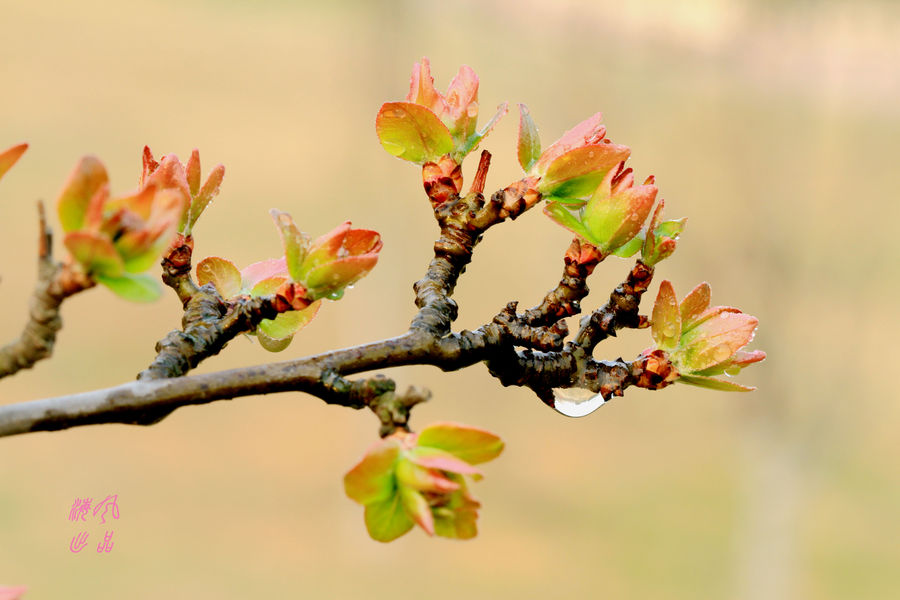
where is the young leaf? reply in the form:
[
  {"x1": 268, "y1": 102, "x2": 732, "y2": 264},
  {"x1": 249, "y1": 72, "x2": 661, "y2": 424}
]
[
  {"x1": 417, "y1": 422, "x2": 504, "y2": 465},
  {"x1": 269, "y1": 210, "x2": 309, "y2": 282},
  {"x1": 64, "y1": 232, "x2": 124, "y2": 278},
  {"x1": 58, "y1": 156, "x2": 109, "y2": 233},
  {"x1": 538, "y1": 143, "x2": 631, "y2": 198},
  {"x1": 651, "y1": 280, "x2": 681, "y2": 352},
  {"x1": 257, "y1": 301, "x2": 321, "y2": 340},
  {"x1": 196, "y1": 256, "x2": 243, "y2": 299},
  {"x1": 0, "y1": 143, "x2": 28, "y2": 182},
  {"x1": 344, "y1": 437, "x2": 402, "y2": 505},
  {"x1": 375, "y1": 102, "x2": 454, "y2": 164},
  {"x1": 364, "y1": 491, "x2": 415, "y2": 543},
  {"x1": 95, "y1": 273, "x2": 162, "y2": 303},
  {"x1": 677, "y1": 374, "x2": 756, "y2": 392},
  {"x1": 407, "y1": 447, "x2": 483, "y2": 476},
  {"x1": 517, "y1": 104, "x2": 541, "y2": 171}
]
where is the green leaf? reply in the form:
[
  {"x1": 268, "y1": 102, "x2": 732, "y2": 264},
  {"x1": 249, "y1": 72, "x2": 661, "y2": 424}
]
[
  {"x1": 269, "y1": 210, "x2": 309, "y2": 282},
  {"x1": 364, "y1": 491, "x2": 415, "y2": 543},
  {"x1": 542, "y1": 202, "x2": 595, "y2": 245},
  {"x1": 677, "y1": 374, "x2": 756, "y2": 392},
  {"x1": 611, "y1": 233, "x2": 643, "y2": 258},
  {"x1": 64, "y1": 232, "x2": 124, "y2": 278},
  {"x1": 375, "y1": 102, "x2": 453, "y2": 164},
  {"x1": 399, "y1": 488, "x2": 434, "y2": 536},
  {"x1": 344, "y1": 438, "x2": 402, "y2": 505},
  {"x1": 418, "y1": 422, "x2": 504, "y2": 465},
  {"x1": 538, "y1": 143, "x2": 630, "y2": 197},
  {"x1": 96, "y1": 273, "x2": 162, "y2": 303},
  {"x1": 257, "y1": 300, "x2": 321, "y2": 340},
  {"x1": 196, "y1": 256, "x2": 243, "y2": 299},
  {"x1": 255, "y1": 329, "x2": 293, "y2": 352},
  {"x1": 517, "y1": 104, "x2": 541, "y2": 172},
  {"x1": 57, "y1": 156, "x2": 109, "y2": 233},
  {"x1": 456, "y1": 102, "x2": 509, "y2": 159}
]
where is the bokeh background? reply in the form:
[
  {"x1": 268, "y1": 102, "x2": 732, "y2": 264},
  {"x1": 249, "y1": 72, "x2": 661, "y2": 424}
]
[{"x1": 1, "y1": 0, "x2": 898, "y2": 598}]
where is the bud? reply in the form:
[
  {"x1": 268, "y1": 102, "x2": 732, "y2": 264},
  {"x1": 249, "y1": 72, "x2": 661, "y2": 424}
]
[
  {"x1": 648, "y1": 281, "x2": 765, "y2": 391},
  {"x1": 543, "y1": 163, "x2": 657, "y2": 257},
  {"x1": 344, "y1": 422, "x2": 503, "y2": 542}
]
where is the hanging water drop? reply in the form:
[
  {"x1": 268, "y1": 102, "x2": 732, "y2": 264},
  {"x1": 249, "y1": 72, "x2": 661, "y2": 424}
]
[{"x1": 551, "y1": 387, "x2": 606, "y2": 418}]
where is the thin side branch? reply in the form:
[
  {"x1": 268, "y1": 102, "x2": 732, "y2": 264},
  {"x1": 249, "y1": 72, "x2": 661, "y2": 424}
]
[{"x1": 0, "y1": 202, "x2": 93, "y2": 379}]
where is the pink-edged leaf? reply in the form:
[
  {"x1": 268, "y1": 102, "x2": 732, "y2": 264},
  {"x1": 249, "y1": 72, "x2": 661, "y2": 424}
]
[
  {"x1": 0, "y1": 585, "x2": 28, "y2": 600},
  {"x1": 304, "y1": 255, "x2": 379, "y2": 297},
  {"x1": 364, "y1": 491, "x2": 415, "y2": 543},
  {"x1": 241, "y1": 257, "x2": 288, "y2": 290},
  {"x1": 582, "y1": 171, "x2": 657, "y2": 253},
  {"x1": 444, "y1": 64, "x2": 479, "y2": 139},
  {"x1": 140, "y1": 146, "x2": 159, "y2": 188},
  {"x1": 406, "y1": 57, "x2": 445, "y2": 115},
  {"x1": 375, "y1": 102, "x2": 454, "y2": 164},
  {"x1": 185, "y1": 149, "x2": 201, "y2": 197},
  {"x1": 0, "y1": 143, "x2": 28, "y2": 182},
  {"x1": 344, "y1": 437, "x2": 402, "y2": 505},
  {"x1": 535, "y1": 112, "x2": 607, "y2": 172},
  {"x1": 538, "y1": 143, "x2": 631, "y2": 197},
  {"x1": 677, "y1": 374, "x2": 756, "y2": 392},
  {"x1": 257, "y1": 300, "x2": 321, "y2": 340},
  {"x1": 249, "y1": 276, "x2": 287, "y2": 297},
  {"x1": 57, "y1": 156, "x2": 109, "y2": 233},
  {"x1": 418, "y1": 422, "x2": 504, "y2": 465},
  {"x1": 196, "y1": 256, "x2": 242, "y2": 299},
  {"x1": 517, "y1": 104, "x2": 541, "y2": 171},
  {"x1": 145, "y1": 155, "x2": 191, "y2": 226},
  {"x1": 395, "y1": 458, "x2": 461, "y2": 493},
  {"x1": 64, "y1": 231, "x2": 124, "y2": 278},
  {"x1": 677, "y1": 312, "x2": 759, "y2": 372},
  {"x1": 679, "y1": 282, "x2": 711, "y2": 329},
  {"x1": 651, "y1": 280, "x2": 681, "y2": 352},
  {"x1": 96, "y1": 273, "x2": 161, "y2": 303},
  {"x1": 695, "y1": 349, "x2": 767, "y2": 377},
  {"x1": 269, "y1": 210, "x2": 309, "y2": 281},
  {"x1": 188, "y1": 163, "x2": 225, "y2": 230},
  {"x1": 457, "y1": 102, "x2": 508, "y2": 158},
  {"x1": 399, "y1": 488, "x2": 435, "y2": 536},
  {"x1": 407, "y1": 447, "x2": 483, "y2": 476}
]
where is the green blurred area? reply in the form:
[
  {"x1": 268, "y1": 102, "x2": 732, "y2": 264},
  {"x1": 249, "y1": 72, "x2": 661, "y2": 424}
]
[{"x1": 1, "y1": 0, "x2": 898, "y2": 598}]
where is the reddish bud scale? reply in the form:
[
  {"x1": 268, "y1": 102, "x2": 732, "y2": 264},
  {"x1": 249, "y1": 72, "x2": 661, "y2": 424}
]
[
  {"x1": 273, "y1": 281, "x2": 311, "y2": 311},
  {"x1": 500, "y1": 177, "x2": 541, "y2": 219},
  {"x1": 633, "y1": 349, "x2": 679, "y2": 389},
  {"x1": 422, "y1": 155, "x2": 462, "y2": 205},
  {"x1": 162, "y1": 233, "x2": 194, "y2": 272}
]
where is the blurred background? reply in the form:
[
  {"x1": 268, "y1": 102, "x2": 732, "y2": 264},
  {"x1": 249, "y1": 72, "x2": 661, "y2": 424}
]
[{"x1": 1, "y1": 0, "x2": 897, "y2": 598}]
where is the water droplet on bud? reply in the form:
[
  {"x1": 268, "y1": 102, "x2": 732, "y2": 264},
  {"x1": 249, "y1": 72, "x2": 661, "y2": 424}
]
[
  {"x1": 326, "y1": 289, "x2": 345, "y2": 300},
  {"x1": 552, "y1": 387, "x2": 606, "y2": 418},
  {"x1": 713, "y1": 344, "x2": 732, "y2": 362},
  {"x1": 662, "y1": 323, "x2": 677, "y2": 338}
]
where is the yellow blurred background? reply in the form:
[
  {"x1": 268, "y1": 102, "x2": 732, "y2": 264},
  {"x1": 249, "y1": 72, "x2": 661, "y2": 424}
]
[{"x1": 1, "y1": 0, "x2": 898, "y2": 598}]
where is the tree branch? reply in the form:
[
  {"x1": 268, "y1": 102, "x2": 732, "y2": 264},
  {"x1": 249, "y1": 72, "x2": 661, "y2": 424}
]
[{"x1": 0, "y1": 202, "x2": 93, "y2": 379}]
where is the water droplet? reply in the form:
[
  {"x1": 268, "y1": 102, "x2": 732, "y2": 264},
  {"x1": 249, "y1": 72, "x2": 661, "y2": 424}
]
[
  {"x1": 466, "y1": 103, "x2": 478, "y2": 118},
  {"x1": 662, "y1": 323, "x2": 677, "y2": 338},
  {"x1": 725, "y1": 365, "x2": 741, "y2": 376},
  {"x1": 389, "y1": 108, "x2": 406, "y2": 118},
  {"x1": 713, "y1": 344, "x2": 732, "y2": 362},
  {"x1": 551, "y1": 387, "x2": 606, "y2": 418},
  {"x1": 326, "y1": 289, "x2": 345, "y2": 300}
]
